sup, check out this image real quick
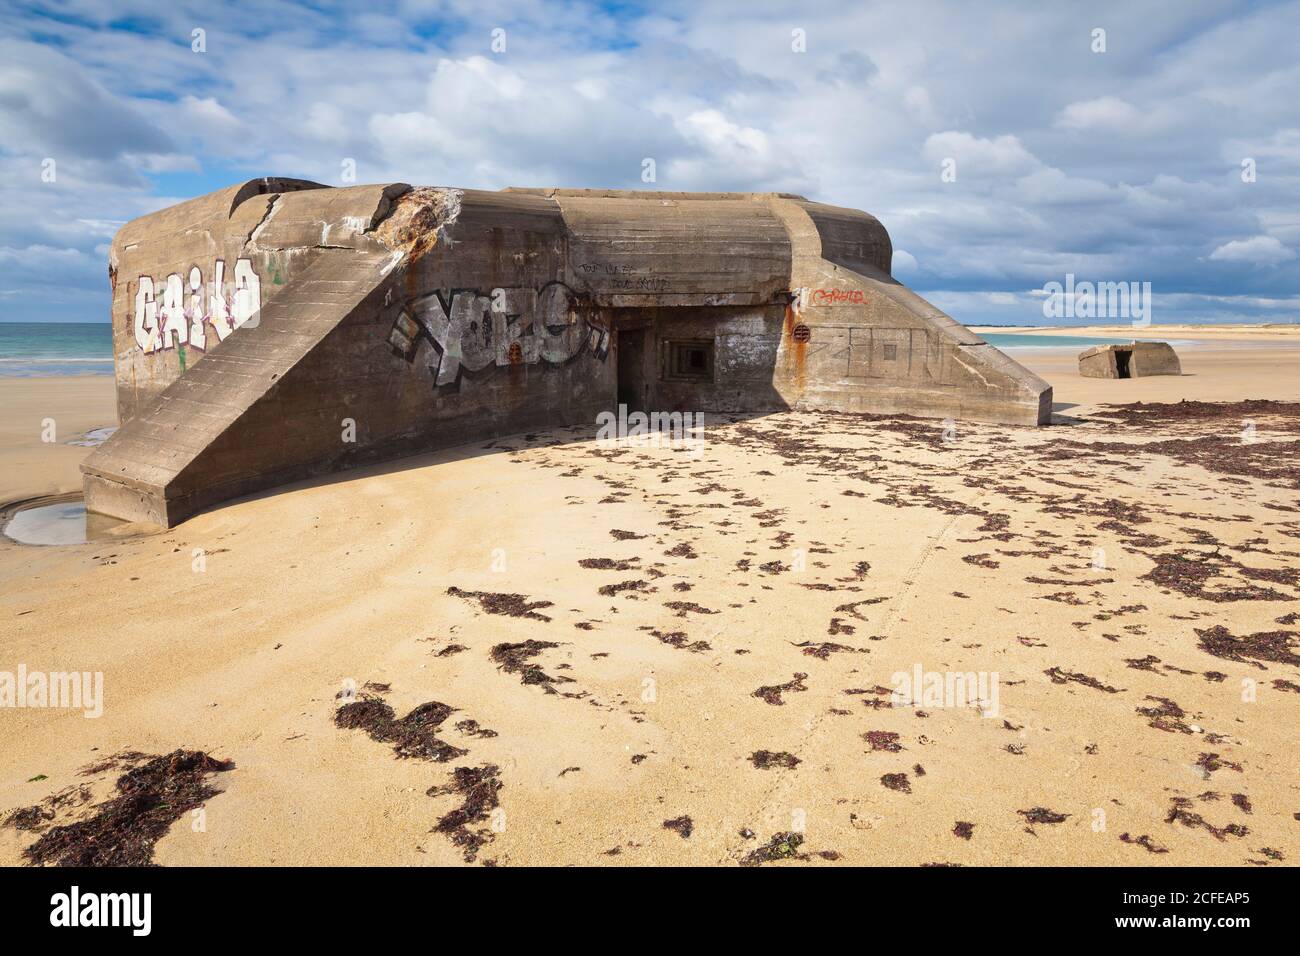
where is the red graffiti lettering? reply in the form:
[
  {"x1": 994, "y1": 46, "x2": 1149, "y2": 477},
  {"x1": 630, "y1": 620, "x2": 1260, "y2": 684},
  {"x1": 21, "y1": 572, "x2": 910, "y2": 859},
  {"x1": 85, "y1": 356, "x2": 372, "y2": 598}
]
[{"x1": 809, "y1": 288, "x2": 866, "y2": 306}]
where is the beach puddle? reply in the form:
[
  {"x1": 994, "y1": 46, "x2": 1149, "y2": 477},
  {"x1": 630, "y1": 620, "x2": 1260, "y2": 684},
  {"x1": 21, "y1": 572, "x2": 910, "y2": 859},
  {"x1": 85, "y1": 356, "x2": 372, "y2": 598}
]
[
  {"x1": 66, "y1": 425, "x2": 117, "y2": 448},
  {"x1": 2, "y1": 496, "x2": 136, "y2": 546}
]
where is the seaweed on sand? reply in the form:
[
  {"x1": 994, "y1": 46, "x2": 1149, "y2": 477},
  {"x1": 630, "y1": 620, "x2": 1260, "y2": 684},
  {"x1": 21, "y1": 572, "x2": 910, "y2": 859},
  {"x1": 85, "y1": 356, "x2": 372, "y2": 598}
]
[
  {"x1": 9, "y1": 750, "x2": 233, "y2": 867},
  {"x1": 663, "y1": 815, "x2": 694, "y2": 839},
  {"x1": 335, "y1": 696, "x2": 467, "y2": 762},
  {"x1": 740, "y1": 831, "x2": 824, "y2": 866},
  {"x1": 489, "y1": 640, "x2": 567, "y2": 691},
  {"x1": 1195, "y1": 625, "x2": 1300, "y2": 668},
  {"x1": 447, "y1": 586, "x2": 554, "y2": 621},
  {"x1": 429, "y1": 764, "x2": 503, "y2": 863},
  {"x1": 752, "y1": 673, "x2": 808, "y2": 706},
  {"x1": 750, "y1": 750, "x2": 800, "y2": 770}
]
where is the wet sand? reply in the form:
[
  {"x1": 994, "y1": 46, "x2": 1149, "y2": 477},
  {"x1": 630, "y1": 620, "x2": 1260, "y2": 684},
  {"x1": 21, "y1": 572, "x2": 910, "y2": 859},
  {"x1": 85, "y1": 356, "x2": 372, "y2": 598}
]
[
  {"x1": 1, "y1": 353, "x2": 1297, "y2": 867},
  {"x1": 0, "y1": 376, "x2": 115, "y2": 504}
]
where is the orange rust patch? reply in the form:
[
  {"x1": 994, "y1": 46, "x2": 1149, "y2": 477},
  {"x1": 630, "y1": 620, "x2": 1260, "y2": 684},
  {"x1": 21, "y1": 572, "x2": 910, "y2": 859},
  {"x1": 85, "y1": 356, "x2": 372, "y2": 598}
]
[
  {"x1": 374, "y1": 187, "x2": 458, "y2": 273},
  {"x1": 782, "y1": 303, "x2": 807, "y2": 394},
  {"x1": 403, "y1": 259, "x2": 421, "y2": 302}
]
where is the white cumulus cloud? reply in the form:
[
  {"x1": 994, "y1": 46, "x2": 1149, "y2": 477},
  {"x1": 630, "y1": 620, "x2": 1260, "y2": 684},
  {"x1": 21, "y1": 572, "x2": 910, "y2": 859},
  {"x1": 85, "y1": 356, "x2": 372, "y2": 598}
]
[
  {"x1": 1208, "y1": 235, "x2": 1295, "y2": 264},
  {"x1": 1055, "y1": 96, "x2": 1141, "y2": 131}
]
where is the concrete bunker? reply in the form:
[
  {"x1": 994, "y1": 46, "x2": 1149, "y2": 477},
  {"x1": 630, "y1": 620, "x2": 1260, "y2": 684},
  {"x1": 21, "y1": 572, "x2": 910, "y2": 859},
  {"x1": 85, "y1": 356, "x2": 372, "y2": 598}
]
[
  {"x1": 82, "y1": 180, "x2": 1052, "y2": 527},
  {"x1": 1078, "y1": 341, "x2": 1181, "y2": 379}
]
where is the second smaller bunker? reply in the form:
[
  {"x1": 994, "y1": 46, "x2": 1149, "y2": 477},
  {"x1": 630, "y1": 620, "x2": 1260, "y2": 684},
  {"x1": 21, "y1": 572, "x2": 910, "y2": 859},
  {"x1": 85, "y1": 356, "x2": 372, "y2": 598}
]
[{"x1": 1078, "y1": 341, "x2": 1181, "y2": 379}]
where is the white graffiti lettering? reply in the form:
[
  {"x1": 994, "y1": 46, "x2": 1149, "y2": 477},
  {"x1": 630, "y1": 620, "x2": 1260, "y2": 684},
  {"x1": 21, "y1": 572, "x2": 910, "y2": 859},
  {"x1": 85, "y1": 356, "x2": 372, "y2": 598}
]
[{"x1": 133, "y1": 258, "x2": 261, "y2": 354}]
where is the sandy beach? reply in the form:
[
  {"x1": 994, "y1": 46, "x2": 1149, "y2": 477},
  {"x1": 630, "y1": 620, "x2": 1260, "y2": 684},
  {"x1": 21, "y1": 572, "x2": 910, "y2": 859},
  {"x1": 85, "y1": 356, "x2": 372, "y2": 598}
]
[
  {"x1": 2, "y1": 337, "x2": 1297, "y2": 867},
  {"x1": 974, "y1": 323, "x2": 1300, "y2": 343},
  {"x1": 0, "y1": 376, "x2": 116, "y2": 505}
]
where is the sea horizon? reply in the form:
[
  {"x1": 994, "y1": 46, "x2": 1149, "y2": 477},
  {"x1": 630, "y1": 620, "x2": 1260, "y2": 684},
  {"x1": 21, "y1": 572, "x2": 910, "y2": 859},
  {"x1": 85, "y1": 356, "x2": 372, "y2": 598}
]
[
  {"x1": 0, "y1": 321, "x2": 114, "y2": 376},
  {"x1": 3, "y1": 318, "x2": 1292, "y2": 378}
]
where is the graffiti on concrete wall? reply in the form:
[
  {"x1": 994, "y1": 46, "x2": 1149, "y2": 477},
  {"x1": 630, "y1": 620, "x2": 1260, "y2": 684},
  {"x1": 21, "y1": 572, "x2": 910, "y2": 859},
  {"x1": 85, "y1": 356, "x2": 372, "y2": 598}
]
[
  {"x1": 576, "y1": 263, "x2": 670, "y2": 293},
  {"x1": 810, "y1": 288, "x2": 866, "y2": 306},
  {"x1": 791, "y1": 287, "x2": 867, "y2": 312},
  {"x1": 388, "y1": 281, "x2": 610, "y2": 387},
  {"x1": 133, "y1": 258, "x2": 261, "y2": 354}
]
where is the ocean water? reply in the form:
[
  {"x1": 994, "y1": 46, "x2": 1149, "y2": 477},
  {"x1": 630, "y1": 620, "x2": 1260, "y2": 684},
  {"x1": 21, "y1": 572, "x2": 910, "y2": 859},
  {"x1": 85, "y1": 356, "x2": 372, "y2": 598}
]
[
  {"x1": 0, "y1": 322, "x2": 114, "y2": 376},
  {"x1": 980, "y1": 332, "x2": 1146, "y2": 350},
  {"x1": 0, "y1": 322, "x2": 1245, "y2": 376}
]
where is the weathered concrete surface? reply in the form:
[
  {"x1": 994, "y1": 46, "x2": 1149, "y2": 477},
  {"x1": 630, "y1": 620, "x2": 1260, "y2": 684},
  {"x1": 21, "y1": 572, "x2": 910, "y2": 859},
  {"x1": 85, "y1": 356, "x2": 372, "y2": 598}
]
[
  {"x1": 1079, "y1": 341, "x2": 1182, "y2": 378},
  {"x1": 84, "y1": 181, "x2": 1051, "y2": 526}
]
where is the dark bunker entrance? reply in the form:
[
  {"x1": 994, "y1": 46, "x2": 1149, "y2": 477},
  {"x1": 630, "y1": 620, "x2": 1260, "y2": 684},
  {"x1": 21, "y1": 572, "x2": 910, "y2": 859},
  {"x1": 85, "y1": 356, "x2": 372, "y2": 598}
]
[
  {"x1": 616, "y1": 327, "x2": 648, "y2": 412},
  {"x1": 1115, "y1": 348, "x2": 1132, "y2": 378}
]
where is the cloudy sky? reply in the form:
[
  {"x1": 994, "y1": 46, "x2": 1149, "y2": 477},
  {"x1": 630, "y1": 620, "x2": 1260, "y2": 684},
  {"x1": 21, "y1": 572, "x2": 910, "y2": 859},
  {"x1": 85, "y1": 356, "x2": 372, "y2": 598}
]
[{"x1": 1, "y1": 0, "x2": 1297, "y2": 325}]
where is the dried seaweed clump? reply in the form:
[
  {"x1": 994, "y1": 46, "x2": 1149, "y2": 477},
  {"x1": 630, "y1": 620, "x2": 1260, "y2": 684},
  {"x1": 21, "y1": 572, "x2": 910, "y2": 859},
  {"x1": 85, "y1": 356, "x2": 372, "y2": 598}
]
[
  {"x1": 447, "y1": 586, "x2": 554, "y2": 621},
  {"x1": 740, "y1": 831, "x2": 806, "y2": 866},
  {"x1": 335, "y1": 696, "x2": 466, "y2": 762},
  {"x1": 863, "y1": 730, "x2": 903, "y2": 752},
  {"x1": 1044, "y1": 667, "x2": 1121, "y2": 693},
  {"x1": 1165, "y1": 797, "x2": 1248, "y2": 841},
  {"x1": 750, "y1": 750, "x2": 801, "y2": 770},
  {"x1": 9, "y1": 750, "x2": 233, "y2": 867},
  {"x1": 429, "y1": 764, "x2": 503, "y2": 863},
  {"x1": 880, "y1": 772, "x2": 911, "y2": 793},
  {"x1": 663, "y1": 815, "x2": 694, "y2": 839},
  {"x1": 490, "y1": 640, "x2": 566, "y2": 691},
  {"x1": 652, "y1": 629, "x2": 712, "y2": 653},
  {"x1": 1018, "y1": 807, "x2": 1069, "y2": 826},
  {"x1": 664, "y1": 600, "x2": 719, "y2": 617},
  {"x1": 1143, "y1": 552, "x2": 1293, "y2": 603},
  {"x1": 1195, "y1": 625, "x2": 1300, "y2": 668},
  {"x1": 1133, "y1": 695, "x2": 1196, "y2": 734},
  {"x1": 752, "y1": 673, "x2": 808, "y2": 706},
  {"x1": 1119, "y1": 832, "x2": 1169, "y2": 854}
]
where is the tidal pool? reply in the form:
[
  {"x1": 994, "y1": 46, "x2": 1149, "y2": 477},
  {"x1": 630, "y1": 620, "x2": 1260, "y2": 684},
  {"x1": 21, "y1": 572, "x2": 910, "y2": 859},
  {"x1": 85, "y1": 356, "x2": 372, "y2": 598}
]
[{"x1": 3, "y1": 500, "x2": 89, "y2": 545}]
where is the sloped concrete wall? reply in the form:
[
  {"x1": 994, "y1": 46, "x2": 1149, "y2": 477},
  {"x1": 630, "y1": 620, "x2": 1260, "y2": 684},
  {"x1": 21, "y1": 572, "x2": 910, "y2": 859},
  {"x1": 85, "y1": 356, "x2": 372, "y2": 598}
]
[
  {"x1": 106, "y1": 178, "x2": 410, "y2": 421},
  {"x1": 1079, "y1": 346, "x2": 1121, "y2": 378},
  {"x1": 768, "y1": 197, "x2": 1050, "y2": 425},
  {"x1": 1130, "y1": 341, "x2": 1181, "y2": 376}
]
